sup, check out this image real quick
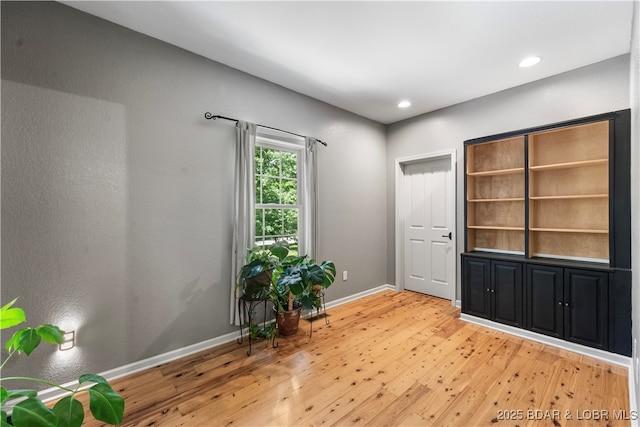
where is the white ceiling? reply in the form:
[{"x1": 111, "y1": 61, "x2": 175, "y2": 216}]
[{"x1": 62, "y1": 1, "x2": 634, "y2": 124}]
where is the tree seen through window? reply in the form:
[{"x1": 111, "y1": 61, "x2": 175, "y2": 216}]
[{"x1": 255, "y1": 145, "x2": 300, "y2": 255}]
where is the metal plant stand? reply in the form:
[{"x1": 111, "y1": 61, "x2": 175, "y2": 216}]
[
  {"x1": 237, "y1": 295, "x2": 277, "y2": 356},
  {"x1": 308, "y1": 290, "x2": 330, "y2": 338}
]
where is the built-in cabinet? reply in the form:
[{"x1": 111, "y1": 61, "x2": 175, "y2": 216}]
[
  {"x1": 462, "y1": 258, "x2": 522, "y2": 328},
  {"x1": 461, "y1": 110, "x2": 631, "y2": 356},
  {"x1": 526, "y1": 265, "x2": 608, "y2": 350}
]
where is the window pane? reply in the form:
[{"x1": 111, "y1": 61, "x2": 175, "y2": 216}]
[
  {"x1": 264, "y1": 209, "x2": 284, "y2": 237},
  {"x1": 255, "y1": 208, "x2": 264, "y2": 238},
  {"x1": 255, "y1": 175, "x2": 262, "y2": 204},
  {"x1": 281, "y1": 151, "x2": 297, "y2": 179},
  {"x1": 255, "y1": 237, "x2": 266, "y2": 249},
  {"x1": 283, "y1": 208, "x2": 298, "y2": 235},
  {"x1": 254, "y1": 146, "x2": 263, "y2": 175},
  {"x1": 254, "y1": 143, "x2": 302, "y2": 252},
  {"x1": 281, "y1": 178, "x2": 297, "y2": 204},
  {"x1": 262, "y1": 147, "x2": 280, "y2": 177},
  {"x1": 288, "y1": 239, "x2": 299, "y2": 257},
  {"x1": 262, "y1": 176, "x2": 280, "y2": 204}
]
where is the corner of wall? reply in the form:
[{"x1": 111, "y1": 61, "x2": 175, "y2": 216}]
[{"x1": 629, "y1": 0, "x2": 640, "y2": 419}]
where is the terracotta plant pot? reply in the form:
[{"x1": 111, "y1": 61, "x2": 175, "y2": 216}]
[{"x1": 275, "y1": 307, "x2": 302, "y2": 336}]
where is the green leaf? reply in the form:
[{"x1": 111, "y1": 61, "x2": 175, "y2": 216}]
[
  {"x1": 0, "y1": 299, "x2": 26, "y2": 330},
  {"x1": 289, "y1": 281, "x2": 305, "y2": 296},
  {"x1": 78, "y1": 374, "x2": 109, "y2": 386},
  {"x1": 11, "y1": 397, "x2": 58, "y2": 427},
  {"x1": 52, "y1": 396, "x2": 84, "y2": 427},
  {"x1": 240, "y1": 259, "x2": 264, "y2": 280},
  {"x1": 299, "y1": 294, "x2": 316, "y2": 310},
  {"x1": 270, "y1": 242, "x2": 290, "y2": 261},
  {"x1": 321, "y1": 261, "x2": 337, "y2": 288},
  {"x1": 1, "y1": 409, "x2": 10, "y2": 427},
  {"x1": 6, "y1": 328, "x2": 26, "y2": 352},
  {"x1": 306, "y1": 264, "x2": 325, "y2": 285},
  {"x1": 0, "y1": 388, "x2": 7, "y2": 404},
  {"x1": 277, "y1": 266, "x2": 302, "y2": 288},
  {"x1": 5, "y1": 390, "x2": 38, "y2": 401},
  {"x1": 17, "y1": 328, "x2": 41, "y2": 355},
  {"x1": 87, "y1": 383, "x2": 124, "y2": 425},
  {"x1": 36, "y1": 325, "x2": 65, "y2": 345}
]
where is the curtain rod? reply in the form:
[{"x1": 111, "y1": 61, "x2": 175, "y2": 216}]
[{"x1": 204, "y1": 112, "x2": 328, "y2": 147}]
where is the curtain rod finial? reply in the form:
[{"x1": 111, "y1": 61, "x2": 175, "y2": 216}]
[{"x1": 204, "y1": 112, "x2": 214, "y2": 120}]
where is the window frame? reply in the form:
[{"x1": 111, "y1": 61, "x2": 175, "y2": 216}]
[{"x1": 254, "y1": 133, "x2": 306, "y2": 253}]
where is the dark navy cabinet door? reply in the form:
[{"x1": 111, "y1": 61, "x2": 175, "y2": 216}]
[
  {"x1": 525, "y1": 264, "x2": 564, "y2": 339},
  {"x1": 462, "y1": 256, "x2": 490, "y2": 319},
  {"x1": 491, "y1": 261, "x2": 523, "y2": 327},
  {"x1": 564, "y1": 268, "x2": 608, "y2": 350}
]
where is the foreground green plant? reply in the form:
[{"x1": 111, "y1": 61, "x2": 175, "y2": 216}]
[
  {"x1": 0, "y1": 298, "x2": 124, "y2": 427},
  {"x1": 245, "y1": 321, "x2": 276, "y2": 340}
]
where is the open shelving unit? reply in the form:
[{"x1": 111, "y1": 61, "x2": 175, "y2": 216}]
[
  {"x1": 464, "y1": 119, "x2": 614, "y2": 263},
  {"x1": 528, "y1": 120, "x2": 609, "y2": 263},
  {"x1": 466, "y1": 136, "x2": 525, "y2": 255}
]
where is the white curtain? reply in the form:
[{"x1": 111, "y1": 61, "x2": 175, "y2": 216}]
[
  {"x1": 230, "y1": 121, "x2": 257, "y2": 325},
  {"x1": 303, "y1": 137, "x2": 319, "y2": 259}
]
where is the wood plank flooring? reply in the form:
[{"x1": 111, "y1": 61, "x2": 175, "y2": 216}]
[{"x1": 80, "y1": 291, "x2": 630, "y2": 426}]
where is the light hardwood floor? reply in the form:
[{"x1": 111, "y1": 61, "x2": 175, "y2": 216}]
[{"x1": 82, "y1": 290, "x2": 630, "y2": 426}]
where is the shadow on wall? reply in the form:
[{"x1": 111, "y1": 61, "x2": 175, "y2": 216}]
[{"x1": 140, "y1": 278, "x2": 226, "y2": 360}]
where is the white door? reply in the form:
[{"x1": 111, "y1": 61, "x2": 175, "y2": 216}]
[{"x1": 403, "y1": 157, "x2": 454, "y2": 299}]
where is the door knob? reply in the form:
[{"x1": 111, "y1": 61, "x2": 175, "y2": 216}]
[{"x1": 442, "y1": 232, "x2": 452, "y2": 240}]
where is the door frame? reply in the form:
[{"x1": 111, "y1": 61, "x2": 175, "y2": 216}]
[{"x1": 395, "y1": 149, "x2": 457, "y2": 304}]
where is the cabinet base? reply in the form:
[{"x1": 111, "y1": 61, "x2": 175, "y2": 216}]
[{"x1": 460, "y1": 313, "x2": 630, "y2": 367}]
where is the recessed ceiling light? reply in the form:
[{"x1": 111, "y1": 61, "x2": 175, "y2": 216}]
[
  {"x1": 519, "y1": 56, "x2": 542, "y2": 68},
  {"x1": 398, "y1": 100, "x2": 411, "y2": 108}
]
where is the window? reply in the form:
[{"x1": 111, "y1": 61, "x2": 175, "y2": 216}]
[{"x1": 254, "y1": 135, "x2": 305, "y2": 256}]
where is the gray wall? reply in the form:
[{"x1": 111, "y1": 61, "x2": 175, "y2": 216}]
[
  {"x1": 386, "y1": 55, "x2": 631, "y2": 298},
  {"x1": 1, "y1": 1, "x2": 387, "y2": 386},
  {"x1": 2, "y1": 0, "x2": 636, "y2": 395},
  {"x1": 630, "y1": 0, "x2": 640, "y2": 410}
]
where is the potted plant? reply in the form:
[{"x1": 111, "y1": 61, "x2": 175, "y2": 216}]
[
  {"x1": 270, "y1": 257, "x2": 336, "y2": 336},
  {"x1": 237, "y1": 242, "x2": 289, "y2": 300}
]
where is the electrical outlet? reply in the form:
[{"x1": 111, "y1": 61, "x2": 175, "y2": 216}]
[{"x1": 342, "y1": 271, "x2": 348, "y2": 281}]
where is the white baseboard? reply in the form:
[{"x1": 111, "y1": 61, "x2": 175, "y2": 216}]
[
  {"x1": 38, "y1": 283, "x2": 396, "y2": 404},
  {"x1": 324, "y1": 283, "x2": 396, "y2": 311},
  {"x1": 37, "y1": 330, "x2": 242, "y2": 404}
]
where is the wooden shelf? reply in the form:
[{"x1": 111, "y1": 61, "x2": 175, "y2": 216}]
[
  {"x1": 529, "y1": 158, "x2": 607, "y2": 172},
  {"x1": 468, "y1": 225, "x2": 524, "y2": 231},
  {"x1": 467, "y1": 167, "x2": 524, "y2": 177},
  {"x1": 466, "y1": 136, "x2": 525, "y2": 254},
  {"x1": 527, "y1": 121, "x2": 610, "y2": 262},
  {"x1": 529, "y1": 194, "x2": 608, "y2": 200},
  {"x1": 530, "y1": 228, "x2": 608, "y2": 234},
  {"x1": 468, "y1": 197, "x2": 525, "y2": 202}
]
